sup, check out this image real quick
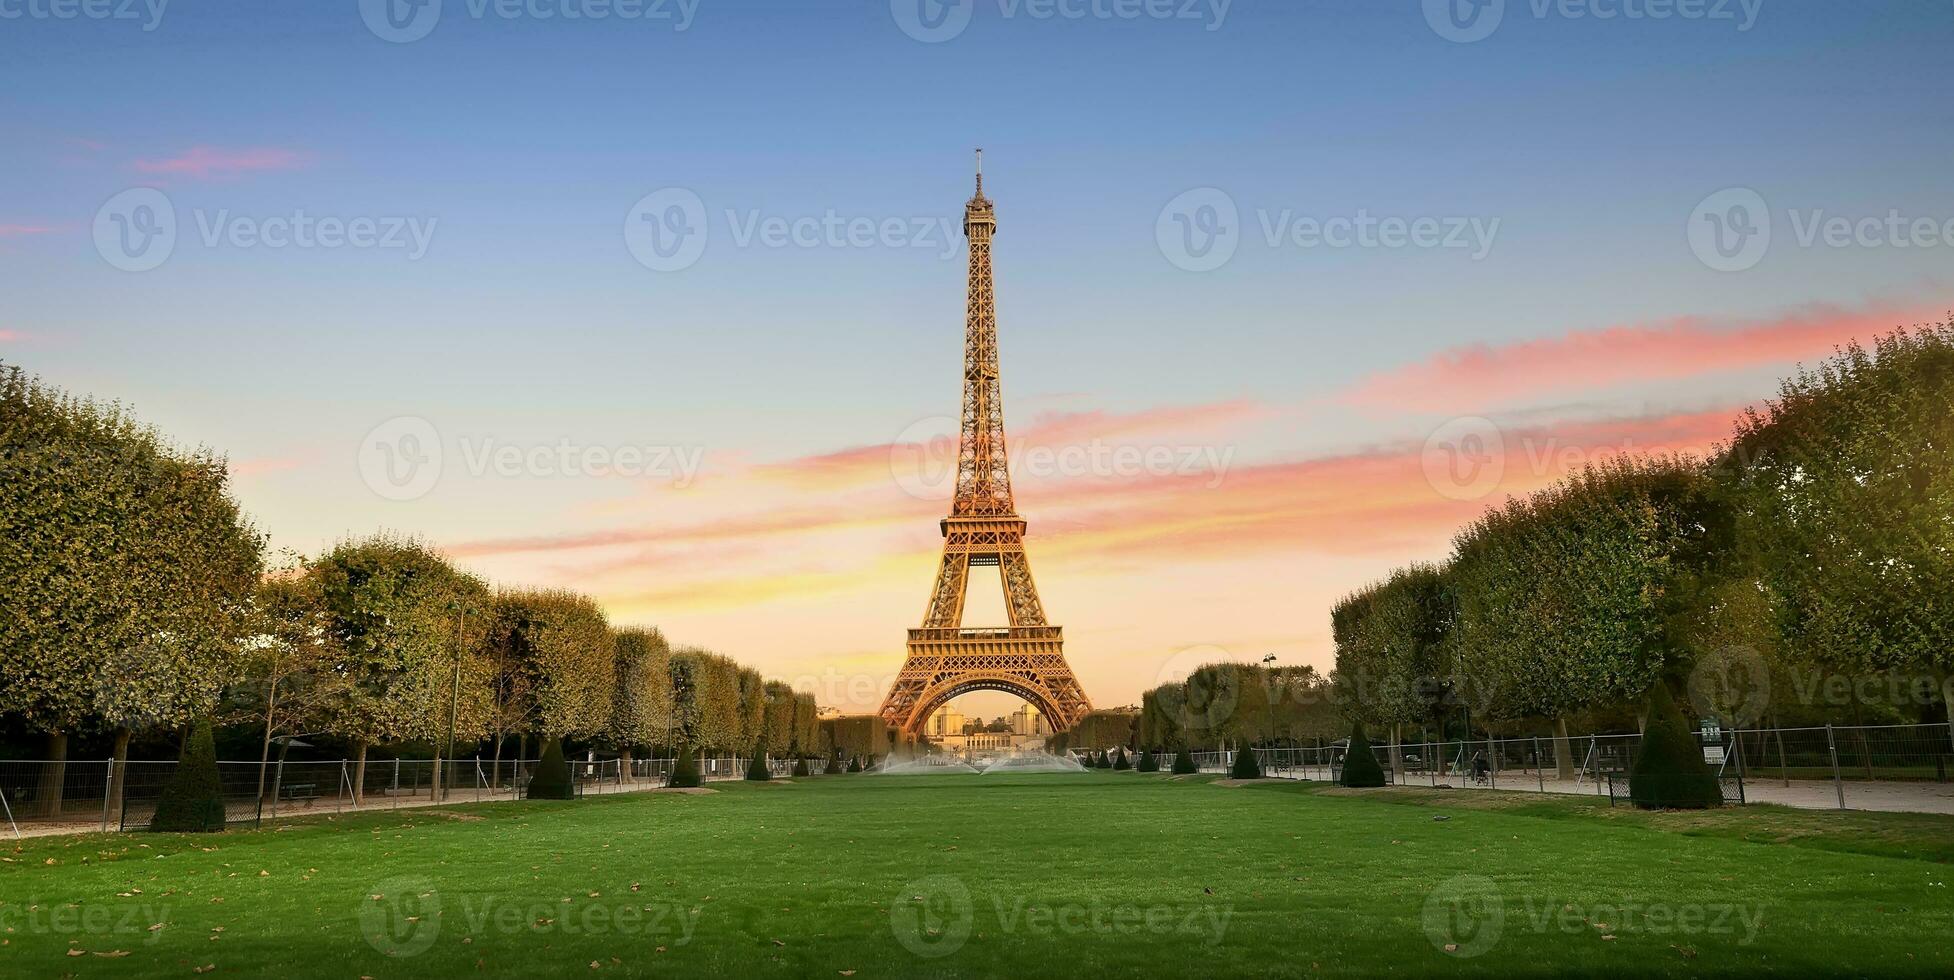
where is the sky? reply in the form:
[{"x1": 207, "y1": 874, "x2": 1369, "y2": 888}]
[{"x1": 4, "y1": 1, "x2": 1953, "y2": 719}]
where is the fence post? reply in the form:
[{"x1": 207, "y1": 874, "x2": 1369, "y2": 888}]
[
  {"x1": 99, "y1": 757, "x2": 115, "y2": 833},
  {"x1": 338, "y1": 762, "x2": 350, "y2": 814},
  {"x1": 1533, "y1": 736, "x2": 1545, "y2": 793},
  {"x1": 1825, "y1": 722, "x2": 1846, "y2": 810},
  {"x1": 1589, "y1": 737, "x2": 1601, "y2": 797}
]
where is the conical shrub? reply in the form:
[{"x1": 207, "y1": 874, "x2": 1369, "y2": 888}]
[
  {"x1": 1171, "y1": 747, "x2": 1198, "y2": 775},
  {"x1": 150, "y1": 718, "x2": 227, "y2": 832},
  {"x1": 1230, "y1": 744, "x2": 1263, "y2": 779},
  {"x1": 667, "y1": 744, "x2": 703, "y2": 788},
  {"x1": 792, "y1": 756, "x2": 811, "y2": 777},
  {"x1": 1338, "y1": 722, "x2": 1386, "y2": 788},
  {"x1": 527, "y1": 737, "x2": 577, "y2": 799},
  {"x1": 1137, "y1": 749, "x2": 1159, "y2": 773},
  {"x1": 825, "y1": 751, "x2": 844, "y2": 775},
  {"x1": 847, "y1": 756, "x2": 863, "y2": 773},
  {"x1": 1629, "y1": 683, "x2": 1723, "y2": 809},
  {"x1": 1113, "y1": 748, "x2": 1132, "y2": 771},
  {"x1": 745, "y1": 743, "x2": 772, "y2": 781}
]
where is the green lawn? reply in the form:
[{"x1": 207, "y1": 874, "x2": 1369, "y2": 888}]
[{"x1": 3, "y1": 772, "x2": 1951, "y2": 977}]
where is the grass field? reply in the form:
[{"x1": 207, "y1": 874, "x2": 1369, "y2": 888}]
[{"x1": 4, "y1": 771, "x2": 1952, "y2": 977}]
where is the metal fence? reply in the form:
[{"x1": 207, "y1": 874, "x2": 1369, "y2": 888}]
[
  {"x1": 0, "y1": 753, "x2": 805, "y2": 837},
  {"x1": 1180, "y1": 723, "x2": 1954, "y2": 814}
]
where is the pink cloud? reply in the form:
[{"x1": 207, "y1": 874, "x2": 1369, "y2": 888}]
[
  {"x1": 0, "y1": 330, "x2": 29, "y2": 343},
  {"x1": 1341, "y1": 299, "x2": 1943, "y2": 413},
  {"x1": 133, "y1": 146, "x2": 311, "y2": 179},
  {"x1": 0, "y1": 225, "x2": 55, "y2": 237}
]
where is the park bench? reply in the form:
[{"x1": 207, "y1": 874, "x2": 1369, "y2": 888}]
[{"x1": 279, "y1": 782, "x2": 319, "y2": 805}]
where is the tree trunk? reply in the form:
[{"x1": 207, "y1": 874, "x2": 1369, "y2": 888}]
[
  {"x1": 106, "y1": 728, "x2": 132, "y2": 820},
  {"x1": 491, "y1": 733, "x2": 505, "y2": 789},
  {"x1": 619, "y1": 747, "x2": 634, "y2": 784},
  {"x1": 1387, "y1": 723, "x2": 1404, "y2": 777},
  {"x1": 256, "y1": 685, "x2": 279, "y2": 803},
  {"x1": 1943, "y1": 682, "x2": 1954, "y2": 761},
  {"x1": 37, "y1": 731, "x2": 68, "y2": 818},
  {"x1": 1553, "y1": 717, "x2": 1576, "y2": 781},
  {"x1": 268, "y1": 738, "x2": 292, "y2": 813},
  {"x1": 351, "y1": 741, "x2": 369, "y2": 805},
  {"x1": 431, "y1": 743, "x2": 445, "y2": 803}
]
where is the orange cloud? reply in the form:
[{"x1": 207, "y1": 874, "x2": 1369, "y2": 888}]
[
  {"x1": 133, "y1": 146, "x2": 310, "y2": 179},
  {"x1": 1341, "y1": 299, "x2": 1942, "y2": 413}
]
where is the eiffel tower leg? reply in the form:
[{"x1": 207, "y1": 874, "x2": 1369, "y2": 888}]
[
  {"x1": 922, "y1": 551, "x2": 970, "y2": 629},
  {"x1": 999, "y1": 550, "x2": 1047, "y2": 627}
]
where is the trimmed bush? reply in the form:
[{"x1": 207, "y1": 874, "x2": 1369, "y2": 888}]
[
  {"x1": 150, "y1": 718, "x2": 227, "y2": 832},
  {"x1": 1171, "y1": 747, "x2": 1198, "y2": 775},
  {"x1": 847, "y1": 756, "x2": 863, "y2": 773},
  {"x1": 1136, "y1": 749, "x2": 1159, "y2": 773},
  {"x1": 667, "y1": 744, "x2": 702, "y2": 788},
  {"x1": 1338, "y1": 722, "x2": 1387, "y2": 788},
  {"x1": 825, "y1": 751, "x2": 844, "y2": 775},
  {"x1": 745, "y1": 743, "x2": 772, "y2": 781},
  {"x1": 1113, "y1": 748, "x2": 1132, "y2": 771},
  {"x1": 1229, "y1": 744, "x2": 1263, "y2": 779},
  {"x1": 1097, "y1": 751, "x2": 1112, "y2": 769},
  {"x1": 527, "y1": 738, "x2": 577, "y2": 799},
  {"x1": 792, "y1": 756, "x2": 811, "y2": 777},
  {"x1": 1630, "y1": 683, "x2": 1724, "y2": 810}
]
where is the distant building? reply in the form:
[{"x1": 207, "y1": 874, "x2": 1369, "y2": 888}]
[{"x1": 928, "y1": 705, "x2": 966, "y2": 738}]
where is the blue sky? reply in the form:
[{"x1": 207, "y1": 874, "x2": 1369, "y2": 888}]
[{"x1": 4, "y1": 0, "x2": 1952, "y2": 708}]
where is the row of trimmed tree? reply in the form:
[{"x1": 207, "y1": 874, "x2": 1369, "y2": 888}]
[
  {"x1": 0, "y1": 363, "x2": 822, "y2": 813},
  {"x1": 1332, "y1": 322, "x2": 1954, "y2": 758}
]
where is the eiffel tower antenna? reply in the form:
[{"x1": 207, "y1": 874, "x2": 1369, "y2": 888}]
[{"x1": 878, "y1": 157, "x2": 1093, "y2": 742}]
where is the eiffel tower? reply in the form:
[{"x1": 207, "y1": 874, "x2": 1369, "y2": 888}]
[{"x1": 879, "y1": 152, "x2": 1093, "y2": 739}]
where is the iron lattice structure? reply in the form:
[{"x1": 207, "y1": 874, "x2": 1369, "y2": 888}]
[{"x1": 878, "y1": 155, "x2": 1094, "y2": 738}]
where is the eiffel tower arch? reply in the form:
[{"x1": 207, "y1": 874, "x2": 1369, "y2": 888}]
[{"x1": 879, "y1": 153, "x2": 1093, "y2": 739}]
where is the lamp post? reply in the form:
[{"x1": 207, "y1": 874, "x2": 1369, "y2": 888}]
[{"x1": 442, "y1": 602, "x2": 467, "y2": 802}]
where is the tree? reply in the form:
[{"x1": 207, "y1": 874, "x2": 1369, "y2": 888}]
[
  {"x1": 527, "y1": 735, "x2": 576, "y2": 799},
  {"x1": 1629, "y1": 683, "x2": 1722, "y2": 809},
  {"x1": 149, "y1": 718, "x2": 228, "y2": 832},
  {"x1": 1332, "y1": 565, "x2": 1452, "y2": 776},
  {"x1": 489, "y1": 589, "x2": 615, "y2": 783},
  {"x1": 761, "y1": 681, "x2": 797, "y2": 759},
  {"x1": 1229, "y1": 742, "x2": 1262, "y2": 779},
  {"x1": 1724, "y1": 324, "x2": 1954, "y2": 740},
  {"x1": 311, "y1": 535, "x2": 491, "y2": 803},
  {"x1": 666, "y1": 742, "x2": 702, "y2": 788},
  {"x1": 1136, "y1": 749, "x2": 1158, "y2": 772},
  {"x1": 225, "y1": 566, "x2": 343, "y2": 805},
  {"x1": 1170, "y1": 747, "x2": 1197, "y2": 775},
  {"x1": 1338, "y1": 721, "x2": 1386, "y2": 788},
  {"x1": 1113, "y1": 747, "x2": 1131, "y2": 770},
  {"x1": 736, "y1": 667, "x2": 766, "y2": 756},
  {"x1": 1, "y1": 365, "x2": 262, "y2": 815},
  {"x1": 745, "y1": 739, "x2": 772, "y2": 781},
  {"x1": 608, "y1": 627, "x2": 672, "y2": 782},
  {"x1": 847, "y1": 756, "x2": 864, "y2": 773},
  {"x1": 792, "y1": 755, "x2": 811, "y2": 777}
]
